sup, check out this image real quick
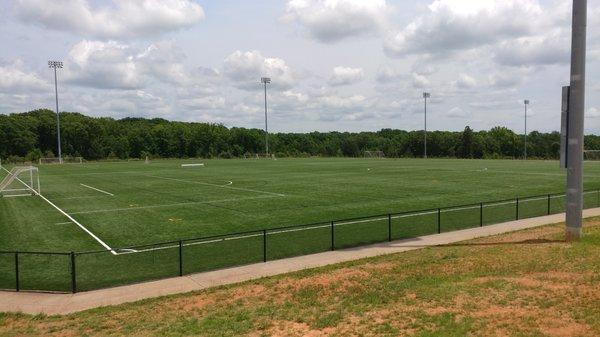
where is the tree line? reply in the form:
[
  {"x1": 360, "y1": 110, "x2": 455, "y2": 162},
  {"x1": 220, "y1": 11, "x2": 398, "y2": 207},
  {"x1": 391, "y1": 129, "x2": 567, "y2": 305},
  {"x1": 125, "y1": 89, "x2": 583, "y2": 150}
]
[{"x1": 1, "y1": 109, "x2": 600, "y2": 162}]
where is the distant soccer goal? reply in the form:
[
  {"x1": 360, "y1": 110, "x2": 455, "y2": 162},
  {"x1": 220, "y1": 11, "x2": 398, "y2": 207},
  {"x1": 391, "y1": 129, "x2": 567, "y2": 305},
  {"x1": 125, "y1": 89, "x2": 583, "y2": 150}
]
[
  {"x1": 364, "y1": 151, "x2": 385, "y2": 159},
  {"x1": 0, "y1": 166, "x2": 40, "y2": 197},
  {"x1": 243, "y1": 153, "x2": 276, "y2": 159},
  {"x1": 584, "y1": 150, "x2": 600, "y2": 161},
  {"x1": 39, "y1": 157, "x2": 83, "y2": 164}
]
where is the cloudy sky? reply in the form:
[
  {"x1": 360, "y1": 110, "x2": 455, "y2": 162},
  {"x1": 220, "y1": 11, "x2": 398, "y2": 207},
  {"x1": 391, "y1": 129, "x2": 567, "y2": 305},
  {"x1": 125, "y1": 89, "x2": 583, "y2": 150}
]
[{"x1": 1, "y1": 0, "x2": 599, "y2": 133}]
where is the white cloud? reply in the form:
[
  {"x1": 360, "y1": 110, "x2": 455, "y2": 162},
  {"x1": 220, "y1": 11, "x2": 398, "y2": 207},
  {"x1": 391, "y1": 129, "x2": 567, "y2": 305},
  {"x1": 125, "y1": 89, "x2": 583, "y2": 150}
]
[
  {"x1": 137, "y1": 42, "x2": 190, "y2": 85},
  {"x1": 376, "y1": 66, "x2": 404, "y2": 83},
  {"x1": 283, "y1": 0, "x2": 388, "y2": 42},
  {"x1": 180, "y1": 96, "x2": 226, "y2": 110},
  {"x1": 328, "y1": 66, "x2": 364, "y2": 86},
  {"x1": 63, "y1": 40, "x2": 194, "y2": 90},
  {"x1": 223, "y1": 50, "x2": 295, "y2": 90},
  {"x1": 65, "y1": 40, "x2": 142, "y2": 89},
  {"x1": 453, "y1": 73, "x2": 477, "y2": 89},
  {"x1": 587, "y1": 107, "x2": 600, "y2": 118},
  {"x1": 384, "y1": 0, "x2": 545, "y2": 58},
  {"x1": 447, "y1": 107, "x2": 469, "y2": 118},
  {"x1": 412, "y1": 73, "x2": 429, "y2": 88},
  {"x1": 493, "y1": 30, "x2": 570, "y2": 66},
  {"x1": 488, "y1": 68, "x2": 531, "y2": 89},
  {"x1": 15, "y1": 0, "x2": 205, "y2": 39},
  {"x1": 0, "y1": 60, "x2": 49, "y2": 93}
]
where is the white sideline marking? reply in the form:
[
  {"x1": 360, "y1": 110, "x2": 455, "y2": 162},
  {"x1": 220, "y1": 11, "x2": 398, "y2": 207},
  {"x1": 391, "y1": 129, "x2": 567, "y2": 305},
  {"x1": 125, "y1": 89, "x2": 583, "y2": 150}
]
[
  {"x1": 80, "y1": 183, "x2": 114, "y2": 196},
  {"x1": 181, "y1": 163, "x2": 204, "y2": 167},
  {"x1": 0, "y1": 166, "x2": 116, "y2": 255},
  {"x1": 145, "y1": 175, "x2": 286, "y2": 197},
  {"x1": 114, "y1": 191, "x2": 595, "y2": 255},
  {"x1": 69, "y1": 195, "x2": 278, "y2": 215},
  {"x1": 54, "y1": 222, "x2": 72, "y2": 225}
]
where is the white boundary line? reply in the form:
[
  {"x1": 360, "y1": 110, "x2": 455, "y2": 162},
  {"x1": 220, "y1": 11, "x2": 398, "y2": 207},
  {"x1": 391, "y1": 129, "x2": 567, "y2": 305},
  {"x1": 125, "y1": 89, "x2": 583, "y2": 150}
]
[
  {"x1": 145, "y1": 175, "x2": 285, "y2": 197},
  {"x1": 80, "y1": 183, "x2": 114, "y2": 196},
  {"x1": 0, "y1": 166, "x2": 117, "y2": 255}
]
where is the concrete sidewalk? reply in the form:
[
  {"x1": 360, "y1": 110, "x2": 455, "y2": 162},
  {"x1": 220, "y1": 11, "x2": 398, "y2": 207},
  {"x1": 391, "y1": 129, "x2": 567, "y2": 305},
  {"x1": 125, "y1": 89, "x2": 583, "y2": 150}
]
[{"x1": 2, "y1": 208, "x2": 600, "y2": 315}]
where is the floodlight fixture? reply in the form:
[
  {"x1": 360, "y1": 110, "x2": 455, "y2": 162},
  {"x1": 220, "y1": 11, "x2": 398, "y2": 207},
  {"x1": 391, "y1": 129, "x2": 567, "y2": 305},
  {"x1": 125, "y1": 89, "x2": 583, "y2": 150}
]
[
  {"x1": 261, "y1": 77, "x2": 271, "y2": 155},
  {"x1": 48, "y1": 61, "x2": 63, "y2": 68},
  {"x1": 48, "y1": 60, "x2": 63, "y2": 164}
]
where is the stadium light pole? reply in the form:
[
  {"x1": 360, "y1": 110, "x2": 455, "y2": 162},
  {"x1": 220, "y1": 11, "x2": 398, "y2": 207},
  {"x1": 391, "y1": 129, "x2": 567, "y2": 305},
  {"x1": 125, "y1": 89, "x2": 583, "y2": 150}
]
[
  {"x1": 423, "y1": 92, "x2": 430, "y2": 159},
  {"x1": 48, "y1": 61, "x2": 63, "y2": 164},
  {"x1": 565, "y1": 0, "x2": 587, "y2": 241},
  {"x1": 524, "y1": 100, "x2": 529, "y2": 160},
  {"x1": 261, "y1": 77, "x2": 271, "y2": 156}
]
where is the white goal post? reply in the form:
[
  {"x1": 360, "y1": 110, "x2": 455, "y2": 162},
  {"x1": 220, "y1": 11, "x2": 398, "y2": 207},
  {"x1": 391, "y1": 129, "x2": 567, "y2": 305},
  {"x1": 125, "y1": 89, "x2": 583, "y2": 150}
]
[
  {"x1": 39, "y1": 157, "x2": 83, "y2": 164},
  {"x1": 364, "y1": 150, "x2": 385, "y2": 158},
  {"x1": 0, "y1": 166, "x2": 41, "y2": 197}
]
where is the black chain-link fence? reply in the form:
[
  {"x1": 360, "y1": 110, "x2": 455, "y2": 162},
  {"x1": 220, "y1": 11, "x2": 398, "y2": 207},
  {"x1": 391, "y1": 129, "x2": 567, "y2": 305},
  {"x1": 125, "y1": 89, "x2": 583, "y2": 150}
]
[{"x1": 2, "y1": 189, "x2": 599, "y2": 293}]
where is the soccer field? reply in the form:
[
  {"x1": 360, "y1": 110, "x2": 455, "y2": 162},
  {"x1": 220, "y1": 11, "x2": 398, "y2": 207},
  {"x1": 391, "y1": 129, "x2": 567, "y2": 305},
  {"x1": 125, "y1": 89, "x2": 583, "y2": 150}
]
[{"x1": 2, "y1": 158, "x2": 600, "y2": 292}]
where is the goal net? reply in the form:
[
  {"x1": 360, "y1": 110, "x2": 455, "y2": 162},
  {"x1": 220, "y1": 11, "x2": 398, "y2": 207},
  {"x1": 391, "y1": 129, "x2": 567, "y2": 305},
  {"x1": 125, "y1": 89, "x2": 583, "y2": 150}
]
[
  {"x1": 243, "y1": 153, "x2": 276, "y2": 159},
  {"x1": 584, "y1": 150, "x2": 600, "y2": 161},
  {"x1": 39, "y1": 157, "x2": 83, "y2": 164},
  {"x1": 364, "y1": 151, "x2": 385, "y2": 159},
  {"x1": 0, "y1": 166, "x2": 40, "y2": 197}
]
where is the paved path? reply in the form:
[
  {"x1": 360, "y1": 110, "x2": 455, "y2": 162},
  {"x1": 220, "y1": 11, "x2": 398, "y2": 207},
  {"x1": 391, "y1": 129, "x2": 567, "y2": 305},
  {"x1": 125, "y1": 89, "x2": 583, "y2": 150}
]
[{"x1": 3, "y1": 208, "x2": 600, "y2": 315}]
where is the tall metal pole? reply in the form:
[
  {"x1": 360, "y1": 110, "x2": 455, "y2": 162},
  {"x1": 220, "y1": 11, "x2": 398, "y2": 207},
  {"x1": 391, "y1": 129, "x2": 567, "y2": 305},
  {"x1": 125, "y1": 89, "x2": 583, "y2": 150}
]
[
  {"x1": 261, "y1": 77, "x2": 271, "y2": 156},
  {"x1": 423, "y1": 92, "x2": 430, "y2": 159},
  {"x1": 264, "y1": 82, "x2": 268, "y2": 155},
  {"x1": 566, "y1": 0, "x2": 587, "y2": 241},
  {"x1": 524, "y1": 100, "x2": 529, "y2": 160},
  {"x1": 49, "y1": 61, "x2": 63, "y2": 164}
]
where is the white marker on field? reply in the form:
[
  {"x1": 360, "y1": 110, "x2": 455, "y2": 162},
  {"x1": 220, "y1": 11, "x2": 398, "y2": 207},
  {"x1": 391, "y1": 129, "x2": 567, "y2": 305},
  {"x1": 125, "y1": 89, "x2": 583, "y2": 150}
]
[
  {"x1": 80, "y1": 183, "x2": 114, "y2": 196},
  {"x1": 181, "y1": 163, "x2": 204, "y2": 168}
]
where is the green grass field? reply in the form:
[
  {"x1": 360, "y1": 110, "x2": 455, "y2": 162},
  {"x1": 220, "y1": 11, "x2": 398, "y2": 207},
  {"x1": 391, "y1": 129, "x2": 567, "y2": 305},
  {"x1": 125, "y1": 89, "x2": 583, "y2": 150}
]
[{"x1": 2, "y1": 158, "x2": 600, "y2": 292}]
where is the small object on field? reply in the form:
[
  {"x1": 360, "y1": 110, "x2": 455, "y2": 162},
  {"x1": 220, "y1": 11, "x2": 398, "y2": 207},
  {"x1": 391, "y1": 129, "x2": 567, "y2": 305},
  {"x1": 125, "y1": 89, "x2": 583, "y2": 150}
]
[{"x1": 181, "y1": 163, "x2": 205, "y2": 168}]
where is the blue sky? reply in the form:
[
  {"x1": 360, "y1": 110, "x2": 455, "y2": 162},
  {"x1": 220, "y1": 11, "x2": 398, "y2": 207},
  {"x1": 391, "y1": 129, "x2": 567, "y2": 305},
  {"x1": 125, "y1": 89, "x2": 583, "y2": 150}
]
[{"x1": 0, "y1": 0, "x2": 599, "y2": 134}]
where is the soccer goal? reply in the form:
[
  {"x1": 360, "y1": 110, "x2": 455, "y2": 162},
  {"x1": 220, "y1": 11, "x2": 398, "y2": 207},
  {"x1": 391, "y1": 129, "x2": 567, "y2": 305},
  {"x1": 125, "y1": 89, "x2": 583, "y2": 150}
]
[
  {"x1": 364, "y1": 151, "x2": 385, "y2": 159},
  {"x1": 584, "y1": 150, "x2": 600, "y2": 161},
  {"x1": 38, "y1": 157, "x2": 83, "y2": 164},
  {"x1": 0, "y1": 166, "x2": 40, "y2": 197},
  {"x1": 243, "y1": 153, "x2": 276, "y2": 159}
]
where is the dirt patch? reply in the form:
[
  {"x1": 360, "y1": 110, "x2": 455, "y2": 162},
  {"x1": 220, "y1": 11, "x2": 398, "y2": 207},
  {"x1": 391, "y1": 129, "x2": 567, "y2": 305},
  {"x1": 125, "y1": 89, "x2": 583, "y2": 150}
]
[
  {"x1": 259, "y1": 320, "x2": 335, "y2": 337},
  {"x1": 275, "y1": 267, "x2": 370, "y2": 293}
]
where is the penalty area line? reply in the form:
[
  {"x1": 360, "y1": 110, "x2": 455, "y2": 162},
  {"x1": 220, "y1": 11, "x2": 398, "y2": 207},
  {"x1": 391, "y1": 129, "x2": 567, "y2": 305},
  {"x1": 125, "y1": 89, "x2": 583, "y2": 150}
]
[{"x1": 80, "y1": 183, "x2": 114, "y2": 196}]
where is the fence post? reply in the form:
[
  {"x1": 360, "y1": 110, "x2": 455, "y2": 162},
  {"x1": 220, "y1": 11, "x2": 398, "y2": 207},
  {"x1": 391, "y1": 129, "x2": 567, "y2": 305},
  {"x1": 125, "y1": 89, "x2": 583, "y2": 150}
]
[
  {"x1": 437, "y1": 208, "x2": 441, "y2": 234},
  {"x1": 14, "y1": 253, "x2": 19, "y2": 292},
  {"x1": 331, "y1": 221, "x2": 335, "y2": 251},
  {"x1": 70, "y1": 252, "x2": 77, "y2": 294},
  {"x1": 548, "y1": 194, "x2": 551, "y2": 215},
  {"x1": 516, "y1": 198, "x2": 519, "y2": 220},
  {"x1": 263, "y1": 230, "x2": 267, "y2": 262},
  {"x1": 480, "y1": 203, "x2": 483, "y2": 227},
  {"x1": 178, "y1": 240, "x2": 183, "y2": 276},
  {"x1": 388, "y1": 214, "x2": 392, "y2": 242}
]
